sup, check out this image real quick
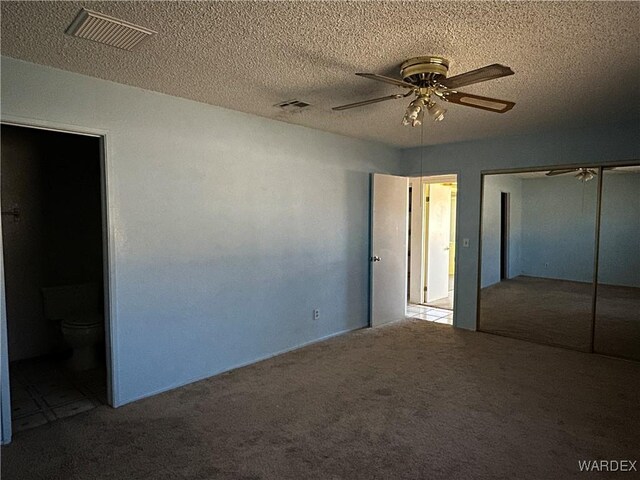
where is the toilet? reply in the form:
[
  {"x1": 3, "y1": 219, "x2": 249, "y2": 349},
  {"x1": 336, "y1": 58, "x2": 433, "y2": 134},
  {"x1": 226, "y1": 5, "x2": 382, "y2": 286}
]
[{"x1": 42, "y1": 283, "x2": 104, "y2": 371}]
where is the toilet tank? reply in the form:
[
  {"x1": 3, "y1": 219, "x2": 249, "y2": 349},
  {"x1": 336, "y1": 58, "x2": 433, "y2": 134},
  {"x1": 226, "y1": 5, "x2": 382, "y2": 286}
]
[{"x1": 41, "y1": 283, "x2": 102, "y2": 320}]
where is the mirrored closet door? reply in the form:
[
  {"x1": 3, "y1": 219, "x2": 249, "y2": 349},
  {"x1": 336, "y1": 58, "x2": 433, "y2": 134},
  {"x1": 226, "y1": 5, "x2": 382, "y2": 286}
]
[
  {"x1": 594, "y1": 166, "x2": 640, "y2": 361},
  {"x1": 479, "y1": 164, "x2": 640, "y2": 360}
]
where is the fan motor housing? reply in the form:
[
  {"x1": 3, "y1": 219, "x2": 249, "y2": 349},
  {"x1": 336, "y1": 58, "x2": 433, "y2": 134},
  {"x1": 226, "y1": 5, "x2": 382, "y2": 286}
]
[{"x1": 401, "y1": 56, "x2": 449, "y2": 86}]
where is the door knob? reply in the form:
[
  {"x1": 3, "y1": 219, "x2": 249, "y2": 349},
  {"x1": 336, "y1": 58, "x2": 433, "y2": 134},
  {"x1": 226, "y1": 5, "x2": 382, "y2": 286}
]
[{"x1": 370, "y1": 256, "x2": 381, "y2": 262}]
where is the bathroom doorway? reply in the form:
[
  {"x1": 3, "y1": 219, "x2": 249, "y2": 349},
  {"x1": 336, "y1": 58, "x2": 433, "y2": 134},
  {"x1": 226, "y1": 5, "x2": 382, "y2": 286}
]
[{"x1": 1, "y1": 124, "x2": 111, "y2": 437}]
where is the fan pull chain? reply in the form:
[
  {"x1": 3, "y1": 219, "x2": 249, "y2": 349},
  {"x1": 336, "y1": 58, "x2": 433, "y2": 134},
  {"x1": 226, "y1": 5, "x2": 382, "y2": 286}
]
[{"x1": 420, "y1": 120, "x2": 425, "y2": 178}]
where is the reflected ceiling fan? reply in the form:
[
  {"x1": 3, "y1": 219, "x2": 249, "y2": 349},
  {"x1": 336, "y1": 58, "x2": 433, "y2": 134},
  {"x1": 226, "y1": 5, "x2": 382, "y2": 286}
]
[
  {"x1": 332, "y1": 56, "x2": 515, "y2": 126},
  {"x1": 546, "y1": 167, "x2": 598, "y2": 182}
]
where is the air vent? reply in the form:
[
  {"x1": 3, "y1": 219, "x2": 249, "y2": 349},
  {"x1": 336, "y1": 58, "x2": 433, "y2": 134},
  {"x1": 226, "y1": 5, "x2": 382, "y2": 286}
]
[
  {"x1": 66, "y1": 8, "x2": 156, "y2": 51},
  {"x1": 274, "y1": 100, "x2": 311, "y2": 111}
]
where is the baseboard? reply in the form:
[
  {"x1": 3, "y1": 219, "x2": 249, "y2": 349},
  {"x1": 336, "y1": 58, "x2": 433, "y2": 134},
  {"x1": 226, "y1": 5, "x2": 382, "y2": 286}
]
[{"x1": 116, "y1": 325, "x2": 365, "y2": 407}]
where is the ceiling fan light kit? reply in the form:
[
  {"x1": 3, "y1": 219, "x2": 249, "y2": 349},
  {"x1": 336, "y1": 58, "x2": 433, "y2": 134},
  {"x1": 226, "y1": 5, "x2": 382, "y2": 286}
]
[
  {"x1": 427, "y1": 101, "x2": 447, "y2": 122},
  {"x1": 576, "y1": 169, "x2": 596, "y2": 182},
  {"x1": 401, "y1": 97, "x2": 426, "y2": 127},
  {"x1": 333, "y1": 56, "x2": 516, "y2": 127}
]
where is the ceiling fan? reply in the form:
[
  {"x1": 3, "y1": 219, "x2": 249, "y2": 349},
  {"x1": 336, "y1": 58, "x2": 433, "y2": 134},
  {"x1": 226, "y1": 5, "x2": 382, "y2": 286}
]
[
  {"x1": 546, "y1": 167, "x2": 598, "y2": 182},
  {"x1": 333, "y1": 56, "x2": 515, "y2": 127}
]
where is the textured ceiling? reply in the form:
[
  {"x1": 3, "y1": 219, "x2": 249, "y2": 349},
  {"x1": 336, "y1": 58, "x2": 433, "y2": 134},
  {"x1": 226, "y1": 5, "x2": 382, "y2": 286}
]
[{"x1": 1, "y1": 1, "x2": 639, "y2": 147}]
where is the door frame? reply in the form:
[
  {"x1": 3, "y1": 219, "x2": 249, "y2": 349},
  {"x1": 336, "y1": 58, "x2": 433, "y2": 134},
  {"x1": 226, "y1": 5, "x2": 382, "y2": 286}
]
[
  {"x1": 0, "y1": 116, "x2": 119, "y2": 444},
  {"x1": 420, "y1": 175, "x2": 460, "y2": 308},
  {"x1": 408, "y1": 173, "x2": 460, "y2": 322}
]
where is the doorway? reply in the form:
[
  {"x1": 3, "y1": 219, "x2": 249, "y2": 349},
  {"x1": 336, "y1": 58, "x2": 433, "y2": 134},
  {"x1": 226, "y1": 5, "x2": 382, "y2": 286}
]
[
  {"x1": 1, "y1": 124, "x2": 111, "y2": 437},
  {"x1": 369, "y1": 173, "x2": 458, "y2": 327},
  {"x1": 407, "y1": 175, "x2": 457, "y2": 324}
]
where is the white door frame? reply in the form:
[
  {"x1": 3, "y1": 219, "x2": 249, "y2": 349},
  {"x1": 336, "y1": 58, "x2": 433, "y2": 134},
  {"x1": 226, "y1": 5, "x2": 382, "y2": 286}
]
[
  {"x1": 0, "y1": 116, "x2": 119, "y2": 444},
  {"x1": 409, "y1": 173, "x2": 460, "y2": 320}
]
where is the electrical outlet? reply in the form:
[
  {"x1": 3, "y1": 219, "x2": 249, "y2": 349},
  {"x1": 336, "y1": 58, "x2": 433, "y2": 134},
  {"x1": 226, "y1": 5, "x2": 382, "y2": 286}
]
[{"x1": 313, "y1": 309, "x2": 320, "y2": 320}]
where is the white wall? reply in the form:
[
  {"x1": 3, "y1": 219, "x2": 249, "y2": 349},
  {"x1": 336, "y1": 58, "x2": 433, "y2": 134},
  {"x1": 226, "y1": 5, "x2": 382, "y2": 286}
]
[
  {"x1": 0, "y1": 57, "x2": 401, "y2": 442},
  {"x1": 400, "y1": 122, "x2": 640, "y2": 330},
  {"x1": 481, "y1": 174, "x2": 522, "y2": 288}
]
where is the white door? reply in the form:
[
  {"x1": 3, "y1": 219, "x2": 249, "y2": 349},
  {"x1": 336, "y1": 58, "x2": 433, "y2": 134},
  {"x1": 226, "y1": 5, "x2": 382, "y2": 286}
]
[
  {"x1": 370, "y1": 173, "x2": 408, "y2": 327},
  {"x1": 426, "y1": 184, "x2": 452, "y2": 302}
]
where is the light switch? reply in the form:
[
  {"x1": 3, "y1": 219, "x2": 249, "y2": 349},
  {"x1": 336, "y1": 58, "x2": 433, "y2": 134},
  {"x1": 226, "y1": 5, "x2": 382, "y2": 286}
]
[{"x1": 462, "y1": 238, "x2": 470, "y2": 248}]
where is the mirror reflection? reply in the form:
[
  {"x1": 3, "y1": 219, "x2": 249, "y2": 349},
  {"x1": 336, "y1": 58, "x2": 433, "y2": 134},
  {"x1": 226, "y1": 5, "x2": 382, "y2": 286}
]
[
  {"x1": 479, "y1": 169, "x2": 598, "y2": 351},
  {"x1": 594, "y1": 166, "x2": 640, "y2": 360}
]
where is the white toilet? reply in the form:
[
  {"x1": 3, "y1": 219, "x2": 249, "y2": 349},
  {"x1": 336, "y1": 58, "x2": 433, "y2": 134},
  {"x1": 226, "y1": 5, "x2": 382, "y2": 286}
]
[{"x1": 42, "y1": 283, "x2": 104, "y2": 371}]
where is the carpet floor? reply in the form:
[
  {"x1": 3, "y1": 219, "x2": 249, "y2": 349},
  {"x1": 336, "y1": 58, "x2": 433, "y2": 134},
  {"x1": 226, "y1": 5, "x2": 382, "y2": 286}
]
[
  {"x1": 2, "y1": 320, "x2": 639, "y2": 480},
  {"x1": 480, "y1": 276, "x2": 640, "y2": 360}
]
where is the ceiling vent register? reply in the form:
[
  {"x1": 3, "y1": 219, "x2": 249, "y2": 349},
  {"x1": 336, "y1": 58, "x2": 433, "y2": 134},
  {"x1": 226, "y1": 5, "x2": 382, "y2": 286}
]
[
  {"x1": 274, "y1": 100, "x2": 311, "y2": 111},
  {"x1": 66, "y1": 8, "x2": 156, "y2": 51}
]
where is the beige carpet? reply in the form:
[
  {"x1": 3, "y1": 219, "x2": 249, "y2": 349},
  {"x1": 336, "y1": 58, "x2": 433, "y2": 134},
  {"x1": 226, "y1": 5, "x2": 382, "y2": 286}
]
[
  {"x1": 480, "y1": 276, "x2": 640, "y2": 360},
  {"x1": 594, "y1": 283, "x2": 640, "y2": 361},
  {"x1": 3, "y1": 320, "x2": 639, "y2": 479}
]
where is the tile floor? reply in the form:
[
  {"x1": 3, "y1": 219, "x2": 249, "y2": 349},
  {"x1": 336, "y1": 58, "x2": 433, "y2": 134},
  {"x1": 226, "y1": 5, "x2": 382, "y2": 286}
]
[
  {"x1": 9, "y1": 357, "x2": 107, "y2": 434},
  {"x1": 406, "y1": 303, "x2": 453, "y2": 325}
]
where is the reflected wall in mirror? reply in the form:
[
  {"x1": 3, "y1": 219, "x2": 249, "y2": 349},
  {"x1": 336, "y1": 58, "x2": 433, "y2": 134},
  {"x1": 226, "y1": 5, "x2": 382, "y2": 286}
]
[
  {"x1": 594, "y1": 165, "x2": 640, "y2": 360},
  {"x1": 479, "y1": 169, "x2": 598, "y2": 351}
]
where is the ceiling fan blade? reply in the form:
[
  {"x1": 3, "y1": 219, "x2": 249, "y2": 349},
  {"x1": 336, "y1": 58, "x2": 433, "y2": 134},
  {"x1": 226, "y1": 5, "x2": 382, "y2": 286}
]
[
  {"x1": 355, "y1": 73, "x2": 415, "y2": 89},
  {"x1": 332, "y1": 93, "x2": 406, "y2": 111},
  {"x1": 442, "y1": 91, "x2": 515, "y2": 113},
  {"x1": 440, "y1": 64, "x2": 514, "y2": 89},
  {"x1": 545, "y1": 169, "x2": 578, "y2": 176}
]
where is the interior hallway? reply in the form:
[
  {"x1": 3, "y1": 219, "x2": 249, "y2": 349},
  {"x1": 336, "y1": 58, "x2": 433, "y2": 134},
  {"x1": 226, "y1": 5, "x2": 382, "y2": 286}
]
[{"x1": 3, "y1": 320, "x2": 638, "y2": 480}]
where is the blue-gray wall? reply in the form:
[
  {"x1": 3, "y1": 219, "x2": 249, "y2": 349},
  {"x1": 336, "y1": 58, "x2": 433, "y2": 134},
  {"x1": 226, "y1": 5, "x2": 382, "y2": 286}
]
[
  {"x1": 520, "y1": 176, "x2": 598, "y2": 283},
  {"x1": 597, "y1": 171, "x2": 640, "y2": 287},
  {"x1": 0, "y1": 57, "x2": 401, "y2": 443},
  {"x1": 401, "y1": 123, "x2": 640, "y2": 330}
]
